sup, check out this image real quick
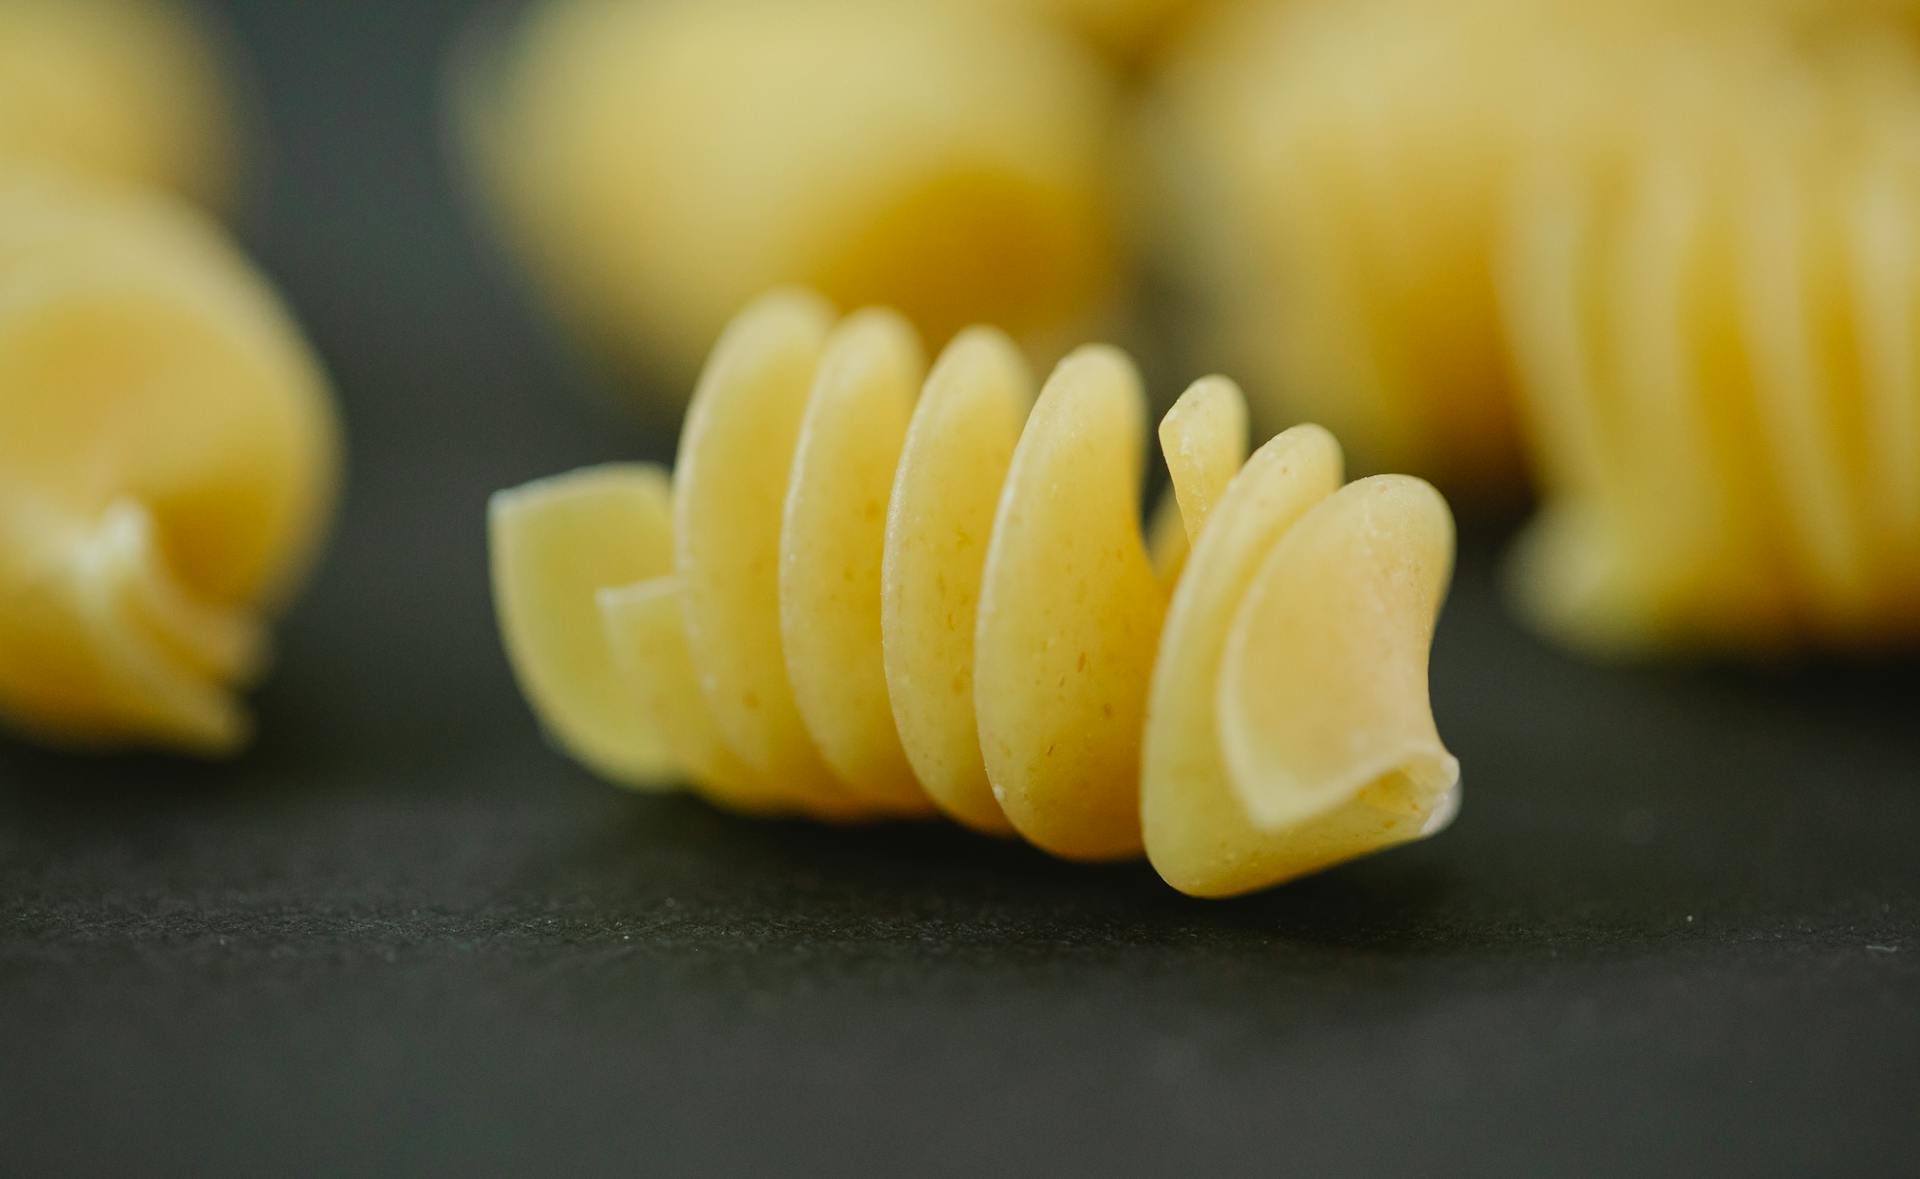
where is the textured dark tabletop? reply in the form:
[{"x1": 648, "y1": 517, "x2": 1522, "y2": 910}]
[{"x1": 3, "y1": 3, "x2": 1917, "y2": 1175}]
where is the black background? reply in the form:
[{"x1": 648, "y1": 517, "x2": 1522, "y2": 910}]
[{"x1": 2, "y1": 3, "x2": 1917, "y2": 1175}]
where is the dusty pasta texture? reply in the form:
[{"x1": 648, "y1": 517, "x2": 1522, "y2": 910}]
[
  {"x1": 1500, "y1": 28, "x2": 1920, "y2": 651},
  {"x1": 0, "y1": 0, "x2": 239, "y2": 206},
  {"x1": 0, "y1": 171, "x2": 341, "y2": 753},
  {"x1": 490, "y1": 290, "x2": 1459, "y2": 896},
  {"x1": 456, "y1": 0, "x2": 1123, "y2": 388}
]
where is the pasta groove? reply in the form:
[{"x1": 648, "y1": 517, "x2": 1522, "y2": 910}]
[{"x1": 491, "y1": 290, "x2": 1459, "y2": 896}]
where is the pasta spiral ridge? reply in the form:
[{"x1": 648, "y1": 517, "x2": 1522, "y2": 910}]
[{"x1": 491, "y1": 290, "x2": 1459, "y2": 896}]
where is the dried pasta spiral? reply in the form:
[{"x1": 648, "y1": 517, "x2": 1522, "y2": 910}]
[
  {"x1": 491, "y1": 290, "x2": 1459, "y2": 896},
  {"x1": 0, "y1": 171, "x2": 340, "y2": 753},
  {"x1": 1501, "y1": 25, "x2": 1920, "y2": 651}
]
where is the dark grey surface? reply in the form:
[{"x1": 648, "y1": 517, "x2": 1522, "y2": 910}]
[{"x1": 3, "y1": 3, "x2": 1917, "y2": 1175}]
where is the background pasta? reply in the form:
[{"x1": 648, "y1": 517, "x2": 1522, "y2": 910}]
[
  {"x1": 455, "y1": 0, "x2": 1125, "y2": 393},
  {"x1": 1143, "y1": 0, "x2": 1920, "y2": 486},
  {"x1": 0, "y1": 0, "x2": 240, "y2": 207},
  {"x1": 1500, "y1": 22, "x2": 1920, "y2": 651},
  {"x1": 984, "y1": 0, "x2": 1219, "y2": 68},
  {"x1": 1145, "y1": 0, "x2": 1920, "y2": 653},
  {"x1": 1144, "y1": 0, "x2": 1542, "y2": 493},
  {"x1": 0, "y1": 170, "x2": 340, "y2": 753}
]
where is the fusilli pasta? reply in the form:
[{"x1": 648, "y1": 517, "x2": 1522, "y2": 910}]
[{"x1": 492, "y1": 290, "x2": 1460, "y2": 895}]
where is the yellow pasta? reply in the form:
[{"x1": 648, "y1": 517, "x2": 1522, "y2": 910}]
[
  {"x1": 491, "y1": 290, "x2": 1459, "y2": 895},
  {"x1": 456, "y1": 0, "x2": 1123, "y2": 389},
  {"x1": 0, "y1": 0, "x2": 238, "y2": 206},
  {"x1": 990, "y1": 0, "x2": 1216, "y2": 67},
  {"x1": 1500, "y1": 26, "x2": 1920, "y2": 651},
  {"x1": 0, "y1": 170, "x2": 341, "y2": 753},
  {"x1": 1146, "y1": 0, "x2": 1538, "y2": 493},
  {"x1": 1145, "y1": 0, "x2": 1918, "y2": 496}
]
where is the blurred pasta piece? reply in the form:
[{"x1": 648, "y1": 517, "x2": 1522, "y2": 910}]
[
  {"x1": 0, "y1": 170, "x2": 340, "y2": 753},
  {"x1": 491, "y1": 290, "x2": 1460, "y2": 895},
  {"x1": 456, "y1": 0, "x2": 1125, "y2": 390},
  {"x1": 992, "y1": 0, "x2": 1217, "y2": 67},
  {"x1": 1146, "y1": 0, "x2": 1539, "y2": 492},
  {"x1": 0, "y1": 0, "x2": 239, "y2": 206},
  {"x1": 1144, "y1": 0, "x2": 1915, "y2": 495},
  {"x1": 1500, "y1": 26, "x2": 1920, "y2": 652},
  {"x1": 1751, "y1": 0, "x2": 1920, "y2": 36}
]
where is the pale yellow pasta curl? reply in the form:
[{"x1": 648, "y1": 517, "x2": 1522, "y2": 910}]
[
  {"x1": 459, "y1": 0, "x2": 1123, "y2": 388},
  {"x1": 491, "y1": 290, "x2": 1459, "y2": 896},
  {"x1": 0, "y1": 171, "x2": 341, "y2": 753},
  {"x1": 0, "y1": 0, "x2": 238, "y2": 206}
]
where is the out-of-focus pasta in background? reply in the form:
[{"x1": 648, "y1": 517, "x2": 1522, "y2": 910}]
[
  {"x1": 0, "y1": 0, "x2": 240, "y2": 206},
  {"x1": 454, "y1": 0, "x2": 1128, "y2": 385},
  {"x1": 1152, "y1": 0, "x2": 1920, "y2": 652},
  {"x1": 4, "y1": 0, "x2": 1920, "y2": 762},
  {"x1": 452, "y1": 0, "x2": 1920, "y2": 657},
  {"x1": 0, "y1": 0, "x2": 338, "y2": 755}
]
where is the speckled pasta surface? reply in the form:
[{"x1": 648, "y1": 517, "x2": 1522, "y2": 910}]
[
  {"x1": 491, "y1": 290, "x2": 1459, "y2": 896},
  {"x1": 0, "y1": 171, "x2": 341, "y2": 753}
]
